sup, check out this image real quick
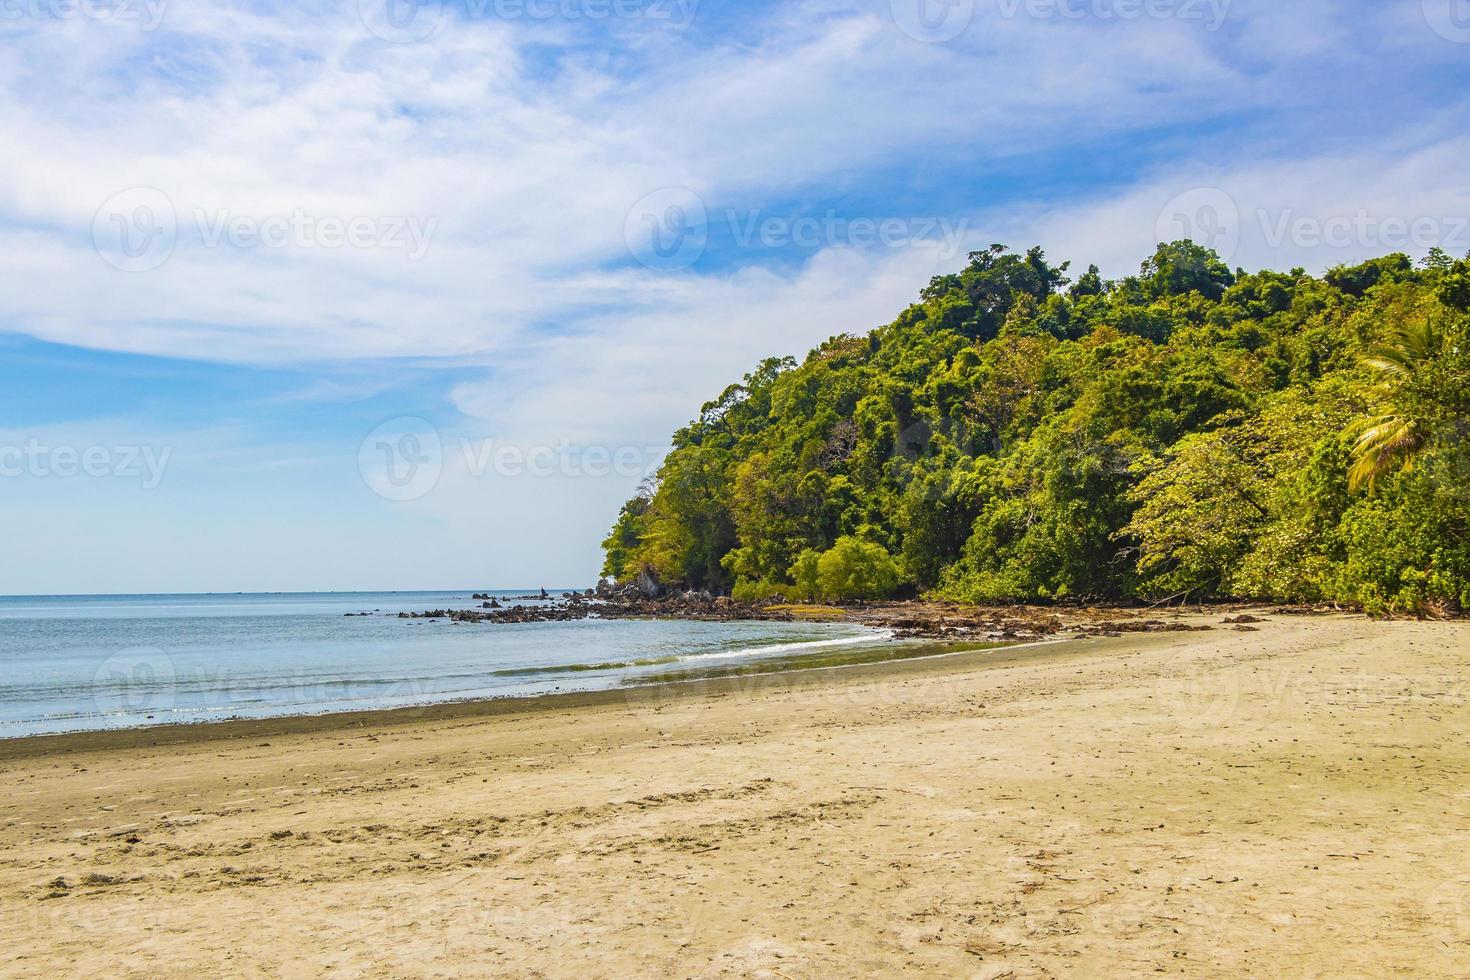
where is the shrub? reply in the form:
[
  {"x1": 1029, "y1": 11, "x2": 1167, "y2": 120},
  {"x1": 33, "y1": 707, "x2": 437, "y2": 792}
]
[
  {"x1": 731, "y1": 580, "x2": 791, "y2": 603},
  {"x1": 815, "y1": 537, "x2": 901, "y2": 601},
  {"x1": 789, "y1": 549, "x2": 822, "y2": 602}
]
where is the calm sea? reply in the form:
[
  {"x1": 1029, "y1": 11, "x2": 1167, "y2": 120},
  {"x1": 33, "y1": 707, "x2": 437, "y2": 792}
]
[{"x1": 0, "y1": 591, "x2": 891, "y2": 738}]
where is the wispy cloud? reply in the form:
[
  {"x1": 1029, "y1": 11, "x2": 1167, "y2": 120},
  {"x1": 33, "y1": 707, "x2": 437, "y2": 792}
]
[{"x1": 0, "y1": 0, "x2": 1349, "y2": 365}]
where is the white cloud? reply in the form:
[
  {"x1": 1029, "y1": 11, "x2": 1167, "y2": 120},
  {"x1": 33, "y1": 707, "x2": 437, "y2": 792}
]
[
  {"x1": 0, "y1": 0, "x2": 1272, "y2": 366},
  {"x1": 999, "y1": 131, "x2": 1470, "y2": 280},
  {"x1": 448, "y1": 244, "x2": 962, "y2": 443}
]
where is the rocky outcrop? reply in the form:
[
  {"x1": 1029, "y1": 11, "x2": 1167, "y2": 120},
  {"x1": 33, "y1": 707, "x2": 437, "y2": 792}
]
[
  {"x1": 399, "y1": 592, "x2": 787, "y2": 627},
  {"x1": 396, "y1": 595, "x2": 1227, "y2": 641},
  {"x1": 632, "y1": 570, "x2": 664, "y2": 599}
]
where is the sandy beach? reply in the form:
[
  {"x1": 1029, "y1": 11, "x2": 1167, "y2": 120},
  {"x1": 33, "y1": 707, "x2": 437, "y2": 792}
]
[{"x1": 2, "y1": 610, "x2": 1467, "y2": 977}]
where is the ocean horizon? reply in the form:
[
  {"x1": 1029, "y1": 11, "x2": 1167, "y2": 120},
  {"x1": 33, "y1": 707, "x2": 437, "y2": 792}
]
[{"x1": 0, "y1": 588, "x2": 590, "y2": 600}]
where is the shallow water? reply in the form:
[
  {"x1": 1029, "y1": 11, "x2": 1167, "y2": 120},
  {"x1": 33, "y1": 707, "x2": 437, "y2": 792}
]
[
  {"x1": 0, "y1": 591, "x2": 902, "y2": 738},
  {"x1": 625, "y1": 637, "x2": 1019, "y2": 686}
]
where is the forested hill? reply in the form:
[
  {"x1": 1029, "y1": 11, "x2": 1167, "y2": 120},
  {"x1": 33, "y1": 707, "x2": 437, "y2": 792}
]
[{"x1": 602, "y1": 243, "x2": 1470, "y2": 614}]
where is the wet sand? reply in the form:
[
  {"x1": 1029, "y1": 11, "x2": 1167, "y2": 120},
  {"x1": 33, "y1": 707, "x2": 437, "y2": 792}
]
[{"x1": 2, "y1": 610, "x2": 1467, "y2": 976}]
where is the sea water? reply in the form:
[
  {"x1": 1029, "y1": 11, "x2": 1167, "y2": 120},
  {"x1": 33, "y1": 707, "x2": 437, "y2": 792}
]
[{"x1": 0, "y1": 591, "x2": 894, "y2": 738}]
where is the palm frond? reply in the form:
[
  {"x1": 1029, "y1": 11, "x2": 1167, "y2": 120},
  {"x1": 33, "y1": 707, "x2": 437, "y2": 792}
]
[
  {"x1": 1368, "y1": 320, "x2": 1441, "y2": 373},
  {"x1": 1363, "y1": 352, "x2": 1412, "y2": 378},
  {"x1": 1348, "y1": 414, "x2": 1423, "y2": 491},
  {"x1": 1347, "y1": 318, "x2": 1442, "y2": 492}
]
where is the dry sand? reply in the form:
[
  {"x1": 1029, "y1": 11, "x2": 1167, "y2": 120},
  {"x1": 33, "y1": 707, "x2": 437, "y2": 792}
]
[{"x1": 1, "y1": 611, "x2": 1467, "y2": 977}]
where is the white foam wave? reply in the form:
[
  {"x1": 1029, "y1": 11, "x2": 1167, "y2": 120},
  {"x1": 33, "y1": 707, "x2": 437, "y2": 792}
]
[{"x1": 677, "y1": 630, "x2": 892, "y2": 663}]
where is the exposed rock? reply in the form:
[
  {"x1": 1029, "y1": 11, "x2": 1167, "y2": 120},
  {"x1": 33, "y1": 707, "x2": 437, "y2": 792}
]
[{"x1": 633, "y1": 570, "x2": 664, "y2": 600}]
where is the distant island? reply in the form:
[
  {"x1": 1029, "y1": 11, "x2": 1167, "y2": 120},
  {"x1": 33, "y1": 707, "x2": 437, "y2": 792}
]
[{"x1": 603, "y1": 243, "x2": 1470, "y2": 616}]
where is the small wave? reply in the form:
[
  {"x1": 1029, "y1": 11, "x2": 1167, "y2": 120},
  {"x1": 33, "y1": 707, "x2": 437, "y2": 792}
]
[
  {"x1": 488, "y1": 655, "x2": 686, "y2": 678},
  {"x1": 487, "y1": 631, "x2": 889, "y2": 678},
  {"x1": 677, "y1": 631, "x2": 891, "y2": 662}
]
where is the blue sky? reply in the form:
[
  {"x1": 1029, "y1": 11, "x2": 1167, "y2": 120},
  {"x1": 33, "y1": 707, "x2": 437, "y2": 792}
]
[{"x1": 2, "y1": 0, "x2": 1469, "y2": 594}]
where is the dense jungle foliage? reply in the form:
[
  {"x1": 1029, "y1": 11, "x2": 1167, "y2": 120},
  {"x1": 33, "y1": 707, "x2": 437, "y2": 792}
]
[{"x1": 603, "y1": 243, "x2": 1470, "y2": 614}]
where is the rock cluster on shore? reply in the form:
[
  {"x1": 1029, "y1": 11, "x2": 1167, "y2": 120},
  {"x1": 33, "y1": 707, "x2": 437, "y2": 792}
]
[
  {"x1": 392, "y1": 592, "x2": 1228, "y2": 642},
  {"x1": 398, "y1": 592, "x2": 779, "y2": 626}
]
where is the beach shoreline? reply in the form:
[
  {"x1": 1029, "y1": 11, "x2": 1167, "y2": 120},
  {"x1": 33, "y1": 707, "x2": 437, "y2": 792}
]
[
  {"x1": 0, "y1": 598, "x2": 1231, "y2": 754},
  {"x1": 0, "y1": 630, "x2": 1087, "y2": 760},
  {"x1": 4, "y1": 608, "x2": 1467, "y2": 976}
]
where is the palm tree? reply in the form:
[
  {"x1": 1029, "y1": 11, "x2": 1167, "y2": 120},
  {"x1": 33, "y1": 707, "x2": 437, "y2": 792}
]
[{"x1": 1348, "y1": 319, "x2": 1441, "y2": 492}]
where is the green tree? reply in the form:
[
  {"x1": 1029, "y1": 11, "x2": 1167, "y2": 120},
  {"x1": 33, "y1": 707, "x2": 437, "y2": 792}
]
[
  {"x1": 789, "y1": 549, "x2": 822, "y2": 602},
  {"x1": 815, "y1": 537, "x2": 901, "y2": 601},
  {"x1": 600, "y1": 491, "x2": 651, "y2": 581},
  {"x1": 1138, "y1": 241, "x2": 1235, "y2": 302},
  {"x1": 1119, "y1": 424, "x2": 1270, "y2": 598}
]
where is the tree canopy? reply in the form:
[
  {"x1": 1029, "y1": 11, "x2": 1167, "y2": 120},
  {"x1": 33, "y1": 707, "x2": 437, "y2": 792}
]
[{"x1": 603, "y1": 243, "x2": 1470, "y2": 615}]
